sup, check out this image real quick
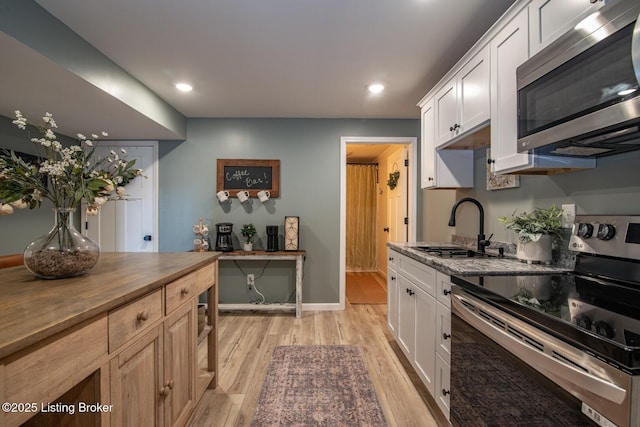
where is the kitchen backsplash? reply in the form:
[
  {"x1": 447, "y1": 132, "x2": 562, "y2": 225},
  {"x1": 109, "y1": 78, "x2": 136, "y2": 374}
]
[{"x1": 451, "y1": 231, "x2": 576, "y2": 269}]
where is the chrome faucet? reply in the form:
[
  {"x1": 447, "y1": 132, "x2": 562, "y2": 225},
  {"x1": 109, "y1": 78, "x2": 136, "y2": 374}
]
[{"x1": 448, "y1": 197, "x2": 491, "y2": 253}]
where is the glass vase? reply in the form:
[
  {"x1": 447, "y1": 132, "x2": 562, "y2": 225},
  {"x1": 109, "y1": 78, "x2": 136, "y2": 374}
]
[{"x1": 23, "y1": 208, "x2": 100, "y2": 279}]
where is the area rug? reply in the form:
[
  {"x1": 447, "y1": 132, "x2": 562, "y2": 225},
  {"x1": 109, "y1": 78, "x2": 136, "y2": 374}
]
[
  {"x1": 251, "y1": 345, "x2": 387, "y2": 426},
  {"x1": 451, "y1": 342, "x2": 591, "y2": 426},
  {"x1": 346, "y1": 273, "x2": 387, "y2": 305}
]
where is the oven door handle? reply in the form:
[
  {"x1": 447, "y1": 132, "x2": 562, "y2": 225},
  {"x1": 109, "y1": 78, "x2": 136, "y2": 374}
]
[{"x1": 452, "y1": 293, "x2": 627, "y2": 405}]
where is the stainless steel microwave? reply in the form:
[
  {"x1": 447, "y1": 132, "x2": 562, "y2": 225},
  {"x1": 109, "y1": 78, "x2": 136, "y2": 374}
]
[{"x1": 517, "y1": 0, "x2": 640, "y2": 158}]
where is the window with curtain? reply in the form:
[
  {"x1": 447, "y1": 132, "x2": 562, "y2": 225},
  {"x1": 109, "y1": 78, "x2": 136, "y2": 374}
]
[{"x1": 346, "y1": 164, "x2": 377, "y2": 271}]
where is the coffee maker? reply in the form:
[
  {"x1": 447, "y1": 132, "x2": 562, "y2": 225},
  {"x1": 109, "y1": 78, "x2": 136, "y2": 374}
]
[
  {"x1": 215, "y1": 223, "x2": 234, "y2": 252},
  {"x1": 266, "y1": 225, "x2": 279, "y2": 252}
]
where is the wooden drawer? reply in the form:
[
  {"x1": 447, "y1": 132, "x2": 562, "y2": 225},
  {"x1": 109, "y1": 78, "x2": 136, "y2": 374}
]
[
  {"x1": 194, "y1": 262, "x2": 216, "y2": 295},
  {"x1": 2, "y1": 315, "x2": 108, "y2": 426},
  {"x1": 109, "y1": 289, "x2": 162, "y2": 352},
  {"x1": 166, "y1": 270, "x2": 198, "y2": 314}
]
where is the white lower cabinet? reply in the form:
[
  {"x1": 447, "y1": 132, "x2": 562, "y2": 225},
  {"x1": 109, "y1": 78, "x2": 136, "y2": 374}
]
[
  {"x1": 387, "y1": 249, "x2": 399, "y2": 336},
  {"x1": 435, "y1": 271, "x2": 452, "y2": 420},
  {"x1": 387, "y1": 250, "x2": 446, "y2": 408},
  {"x1": 435, "y1": 353, "x2": 451, "y2": 416}
]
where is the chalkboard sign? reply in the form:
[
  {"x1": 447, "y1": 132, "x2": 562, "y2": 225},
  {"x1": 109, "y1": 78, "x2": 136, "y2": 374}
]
[{"x1": 217, "y1": 159, "x2": 280, "y2": 197}]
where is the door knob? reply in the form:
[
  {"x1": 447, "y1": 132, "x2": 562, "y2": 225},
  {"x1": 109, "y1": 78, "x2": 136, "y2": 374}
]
[{"x1": 383, "y1": 227, "x2": 390, "y2": 232}]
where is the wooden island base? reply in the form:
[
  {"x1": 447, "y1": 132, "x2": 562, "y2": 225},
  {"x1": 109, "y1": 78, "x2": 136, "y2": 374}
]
[{"x1": 0, "y1": 252, "x2": 219, "y2": 427}]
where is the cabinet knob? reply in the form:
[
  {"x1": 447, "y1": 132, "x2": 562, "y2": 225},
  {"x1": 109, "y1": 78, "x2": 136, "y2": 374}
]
[
  {"x1": 391, "y1": 276, "x2": 396, "y2": 281},
  {"x1": 428, "y1": 177, "x2": 434, "y2": 181},
  {"x1": 136, "y1": 311, "x2": 149, "y2": 321},
  {"x1": 388, "y1": 256, "x2": 394, "y2": 261},
  {"x1": 443, "y1": 289, "x2": 451, "y2": 296},
  {"x1": 487, "y1": 158, "x2": 495, "y2": 165},
  {"x1": 443, "y1": 333, "x2": 451, "y2": 340},
  {"x1": 442, "y1": 389, "x2": 451, "y2": 396},
  {"x1": 181, "y1": 287, "x2": 190, "y2": 295}
]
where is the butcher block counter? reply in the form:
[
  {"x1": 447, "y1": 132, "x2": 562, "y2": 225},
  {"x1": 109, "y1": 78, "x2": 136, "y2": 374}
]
[{"x1": 0, "y1": 252, "x2": 220, "y2": 427}]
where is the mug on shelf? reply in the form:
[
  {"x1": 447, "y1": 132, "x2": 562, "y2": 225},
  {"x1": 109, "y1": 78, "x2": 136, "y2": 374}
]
[
  {"x1": 216, "y1": 190, "x2": 230, "y2": 203},
  {"x1": 257, "y1": 190, "x2": 270, "y2": 203}
]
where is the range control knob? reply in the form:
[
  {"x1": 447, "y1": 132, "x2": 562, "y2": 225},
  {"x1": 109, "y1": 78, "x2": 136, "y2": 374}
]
[
  {"x1": 593, "y1": 320, "x2": 615, "y2": 338},
  {"x1": 594, "y1": 321, "x2": 615, "y2": 339},
  {"x1": 576, "y1": 223, "x2": 594, "y2": 238},
  {"x1": 597, "y1": 224, "x2": 616, "y2": 240},
  {"x1": 573, "y1": 314, "x2": 592, "y2": 330}
]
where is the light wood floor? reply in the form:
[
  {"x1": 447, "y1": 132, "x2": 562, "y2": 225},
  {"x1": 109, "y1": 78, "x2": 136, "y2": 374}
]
[
  {"x1": 346, "y1": 271, "x2": 387, "y2": 304},
  {"x1": 187, "y1": 302, "x2": 447, "y2": 427}
]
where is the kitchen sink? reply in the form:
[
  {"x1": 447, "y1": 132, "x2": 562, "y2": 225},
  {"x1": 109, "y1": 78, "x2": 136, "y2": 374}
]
[{"x1": 414, "y1": 245, "x2": 498, "y2": 258}]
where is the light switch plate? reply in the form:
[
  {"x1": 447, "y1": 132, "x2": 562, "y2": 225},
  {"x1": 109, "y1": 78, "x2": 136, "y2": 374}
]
[{"x1": 561, "y1": 204, "x2": 576, "y2": 229}]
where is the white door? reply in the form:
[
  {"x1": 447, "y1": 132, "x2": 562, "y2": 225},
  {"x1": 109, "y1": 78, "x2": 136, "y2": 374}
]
[
  {"x1": 387, "y1": 147, "x2": 408, "y2": 244},
  {"x1": 82, "y1": 141, "x2": 158, "y2": 252}
]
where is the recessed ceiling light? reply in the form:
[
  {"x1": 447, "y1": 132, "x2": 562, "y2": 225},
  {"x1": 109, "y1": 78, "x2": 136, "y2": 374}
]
[
  {"x1": 368, "y1": 83, "x2": 385, "y2": 94},
  {"x1": 176, "y1": 82, "x2": 193, "y2": 92}
]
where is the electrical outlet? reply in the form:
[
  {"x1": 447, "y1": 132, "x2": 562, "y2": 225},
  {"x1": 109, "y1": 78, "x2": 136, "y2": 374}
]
[
  {"x1": 561, "y1": 204, "x2": 576, "y2": 229},
  {"x1": 247, "y1": 274, "x2": 255, "y2": 287}
]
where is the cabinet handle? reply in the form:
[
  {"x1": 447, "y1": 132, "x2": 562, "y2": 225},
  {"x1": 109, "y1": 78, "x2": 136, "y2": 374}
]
[
  {"x1": 136, "y1": 311, "x2": 149, "y2": 321},
  {"x1": 181, "y1": 287, "x2": 190, "y2": 295},
  {"x1": 443, "y1": 289, "x2": 451, "y2": 296},
  {"x1": 443, "y1": 333, "x2": 451, "y2": 340},
  {"x1": 442, "y1": 389, "x2": 450, "y2": 396},
  {"x1": 160, "y1": 380, "x2": 175, "y2": 396}
]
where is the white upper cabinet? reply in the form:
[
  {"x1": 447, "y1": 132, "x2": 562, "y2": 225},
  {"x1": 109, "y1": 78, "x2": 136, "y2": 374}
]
[
  {"x1": 421, "y1": 98, "x2": 474, "y2": 189},
  {"x1": 529, "y1": 0, "x2": 606, "y2": 56},
  {"x1": 490, "y1": 8, "x2": 531, "y2": 173},
  {"x1": 458, "y1": 46, "x2": 491, "y2": 137},
  {"x1": 434, "y1": 46, "x2": 490, "y2": 148},
  {"x1": 490, "y1": 6, "x2": 596, "y2": 174}
]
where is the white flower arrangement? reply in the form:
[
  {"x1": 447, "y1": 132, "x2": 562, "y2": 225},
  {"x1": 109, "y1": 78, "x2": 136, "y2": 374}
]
[{"x1": 0, "y1": 110, "x2": 144, "y2": 216}]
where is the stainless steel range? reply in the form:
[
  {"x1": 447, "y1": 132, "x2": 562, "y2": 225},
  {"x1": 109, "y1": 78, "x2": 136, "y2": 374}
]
[{"x1": 451, "y1": 215, "x2": 640, "y2": 427}]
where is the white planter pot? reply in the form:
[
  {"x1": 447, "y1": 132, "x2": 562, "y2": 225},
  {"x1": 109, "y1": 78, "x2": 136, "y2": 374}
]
[
  {"x1": 516, "y1": 235, "x2": 552, "y2": 264},
  {"x1": 243, "y1": 242, "x2": 253, "y2": 251}
]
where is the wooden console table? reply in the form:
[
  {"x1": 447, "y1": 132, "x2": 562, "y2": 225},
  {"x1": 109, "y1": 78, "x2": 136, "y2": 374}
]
[{"x1": 218, "y1": 250, "x2": 305, "y2": 318}]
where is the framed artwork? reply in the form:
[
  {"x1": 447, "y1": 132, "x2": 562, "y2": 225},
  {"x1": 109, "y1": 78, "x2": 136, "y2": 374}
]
[
  {"x1": 284, "y1": 216, "x2": 299, "y2": 250},
  {"x1": 486, "y1": 149, "x2": 519, "y2": 190},
  {"x1": 217, "y1": 159, "x2": 280, "y2": 197}
]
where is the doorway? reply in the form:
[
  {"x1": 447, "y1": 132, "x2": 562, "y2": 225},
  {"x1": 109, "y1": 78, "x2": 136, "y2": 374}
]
[
  {"x1": 81, "y1": 140, "x2": 159, "y2": 252},
  {"x1": 339, "y1": 136, "x2": 417, "y2": 310}
]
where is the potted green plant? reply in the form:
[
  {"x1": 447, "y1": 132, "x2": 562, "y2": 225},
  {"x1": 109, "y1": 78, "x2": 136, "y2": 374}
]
[
  {"x1": 240, "y1": 223, "x2": 257, "y2": 251},
  {"x1": 498, "y1": 205, "x2": 563, "y2": 263}
]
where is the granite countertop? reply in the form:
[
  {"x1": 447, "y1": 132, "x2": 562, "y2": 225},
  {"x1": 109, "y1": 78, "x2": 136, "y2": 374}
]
[{"x1": 388, "y1": 242, "x2": 572, "y2": 276}]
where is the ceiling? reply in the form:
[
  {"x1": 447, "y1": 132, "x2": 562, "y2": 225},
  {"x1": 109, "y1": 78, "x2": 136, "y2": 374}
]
[{"x1": 1, "y1": 0, "x2": 516, "y2": 139}]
